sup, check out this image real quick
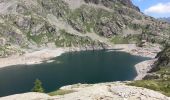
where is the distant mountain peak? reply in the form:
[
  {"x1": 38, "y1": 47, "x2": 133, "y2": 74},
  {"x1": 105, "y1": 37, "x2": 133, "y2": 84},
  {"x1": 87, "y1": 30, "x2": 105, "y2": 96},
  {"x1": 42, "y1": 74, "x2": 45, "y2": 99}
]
[{"x1": 158, "y1": 17, "x2": 170, "y2": 23}]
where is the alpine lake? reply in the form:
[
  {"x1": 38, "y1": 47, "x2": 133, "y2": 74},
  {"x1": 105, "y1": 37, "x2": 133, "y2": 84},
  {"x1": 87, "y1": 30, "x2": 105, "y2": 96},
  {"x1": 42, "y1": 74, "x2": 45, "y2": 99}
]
[{"x1": 0, "y1": 50, "x2": 150, "y2": 97}]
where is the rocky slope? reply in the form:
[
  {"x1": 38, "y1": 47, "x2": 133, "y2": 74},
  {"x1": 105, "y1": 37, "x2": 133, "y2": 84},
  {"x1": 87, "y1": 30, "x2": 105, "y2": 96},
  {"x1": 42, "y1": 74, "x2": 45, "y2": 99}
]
[
  {"x1": 1, "y1": 82, "x2": 170, "y2": 100},
  {"x1": 0, "y1": 0, "x2": 170, "y2": 57}
]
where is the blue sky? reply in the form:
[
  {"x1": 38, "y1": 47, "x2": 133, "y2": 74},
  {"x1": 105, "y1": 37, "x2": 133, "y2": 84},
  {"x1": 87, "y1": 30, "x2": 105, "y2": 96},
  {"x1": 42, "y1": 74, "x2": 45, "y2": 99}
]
[{"x1": 132, "y1": 0, "x2": 170, "y2": 18}]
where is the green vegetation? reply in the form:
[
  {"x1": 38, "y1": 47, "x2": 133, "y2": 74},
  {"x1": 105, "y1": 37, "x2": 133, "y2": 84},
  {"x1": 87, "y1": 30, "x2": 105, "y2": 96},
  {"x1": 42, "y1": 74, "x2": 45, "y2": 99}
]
[
  {"x1": 128, "y1": 67, "x2": 170, "y2": 96},
  {"x1": 110, "y1": 34, "x2": 141, "y2": 44},
  {"x1": 25, "y1": 18, "x2": 56, "y2": 45},
  {"x1": 26, "y1": 31, "x2": 55, "y2": 45},
  {"x1": 55, "y1": 29, "x2": 101, "y2": 47},
  {"x1": 110, "y1": 35, "x2": 129, "y2": 44},
  {"x1": 128, "y1": 77, "x2": 170, "y2": 96},
  {"x1": 0, "y1": 46, "x2": 5, "y2": 57},
  {"x1": 0, "y1": 45, "x2": 23, "y2": 57},
  {"x1": 27, "y1": 32, "x2": 44, "y2": 44},
  {"x1": 68, "y1": 5, "x2": 114, "y2": 33},
  {"x1": 128, "y1": 47, "x2": 170, "y2": 96},
  {"x1": 48, "y1": 89, "x2": 75, "y2": 96},
  {"x1": 32, "y1": 79, "x2": 45, "y2": 93}
]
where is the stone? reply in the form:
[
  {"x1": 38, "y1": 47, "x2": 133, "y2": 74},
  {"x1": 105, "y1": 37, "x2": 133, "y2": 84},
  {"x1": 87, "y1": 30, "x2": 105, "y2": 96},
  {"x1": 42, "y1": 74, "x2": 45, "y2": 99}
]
[{"x1": 0, "y1": 38, "x2": 6, "y2": 46}]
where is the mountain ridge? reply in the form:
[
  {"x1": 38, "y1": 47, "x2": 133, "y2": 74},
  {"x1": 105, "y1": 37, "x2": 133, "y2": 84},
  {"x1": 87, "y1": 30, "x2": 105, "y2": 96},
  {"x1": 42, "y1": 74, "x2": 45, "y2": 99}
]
[
  {"x1": 0, "y1": 0, "x2": 170, "y2": 58},
  {"x1": 0, "y1": 0, "x2": 169, "y2": 56}
]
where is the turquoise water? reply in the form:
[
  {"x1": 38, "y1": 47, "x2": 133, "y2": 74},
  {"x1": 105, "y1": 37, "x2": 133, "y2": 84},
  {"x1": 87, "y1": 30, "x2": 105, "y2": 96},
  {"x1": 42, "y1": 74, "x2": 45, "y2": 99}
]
[{"x1": 0, "y1": 50, "x2": 150, "y2": 97}]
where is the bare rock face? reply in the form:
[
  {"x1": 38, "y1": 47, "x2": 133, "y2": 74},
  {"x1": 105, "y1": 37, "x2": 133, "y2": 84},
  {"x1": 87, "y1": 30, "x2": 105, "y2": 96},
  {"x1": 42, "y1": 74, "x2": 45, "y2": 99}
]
[{"x1": 16, "y1": 16, "x2": 31, "y2": 30}]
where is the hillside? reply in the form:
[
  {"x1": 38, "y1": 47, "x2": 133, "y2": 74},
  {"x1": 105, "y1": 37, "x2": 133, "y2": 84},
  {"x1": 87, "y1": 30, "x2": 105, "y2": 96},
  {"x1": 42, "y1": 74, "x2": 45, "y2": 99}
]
[
  {"x1": 0, "y1": 0, "x2": 170, "y2": 57},
  {"x1": 159, "y1": 17, "x2": 170, "y2": 23}
]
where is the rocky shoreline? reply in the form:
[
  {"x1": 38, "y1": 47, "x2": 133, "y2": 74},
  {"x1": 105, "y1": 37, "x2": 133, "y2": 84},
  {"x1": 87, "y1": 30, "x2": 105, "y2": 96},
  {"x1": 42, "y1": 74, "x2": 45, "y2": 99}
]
[
  {"x1": 134, "y1": 59, "x2": 157, "y2": 80},
  {"x1": 0, "y1": 46, "x2": 104, "y2": 68}
]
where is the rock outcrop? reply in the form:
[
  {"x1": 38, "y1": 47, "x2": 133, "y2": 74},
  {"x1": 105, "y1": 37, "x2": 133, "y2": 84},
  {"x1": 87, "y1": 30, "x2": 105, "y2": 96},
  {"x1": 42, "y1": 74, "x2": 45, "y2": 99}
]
[
  {"x1": 1, "y1": 83, "x2": 170, "y2": 100},
  {"x1": 147, "y1": 46, "x2": 170, "y2": 73},
  {"x1": 156, "y1": 47, "x2": 170, "y2": 67}
]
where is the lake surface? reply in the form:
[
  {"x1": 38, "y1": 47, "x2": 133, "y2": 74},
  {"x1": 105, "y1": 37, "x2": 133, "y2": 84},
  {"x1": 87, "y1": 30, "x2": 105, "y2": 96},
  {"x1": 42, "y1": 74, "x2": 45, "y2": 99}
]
[{"x1": 0, "y1": 50, "x2": 150, "y2": 97}]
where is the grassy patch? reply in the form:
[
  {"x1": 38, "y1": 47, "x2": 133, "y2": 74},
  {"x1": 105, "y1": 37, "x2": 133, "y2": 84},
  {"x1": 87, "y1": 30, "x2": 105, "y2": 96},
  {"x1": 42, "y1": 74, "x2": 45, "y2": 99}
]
[
  {"x1": 128, "y1": 80, "x2": 170, "y2": 96},
  {"x1": 27, "y1": 32, "x2": 44, "y2": 44},
  {"x1": 55, "y1": 29, "x2": 97, "y2": 47},
  {"x1": 128, "y1": 67, "x2": 170, "y2": 97},
  {"x1": 110, "y1": 35, "x2": 129, "y2": 44},
  {"x1": 110, "y1": 34, "x2": 141, "y2": 44},
  {"x1": 48, "y1": 89, "x2": 75, "y2": 96}
]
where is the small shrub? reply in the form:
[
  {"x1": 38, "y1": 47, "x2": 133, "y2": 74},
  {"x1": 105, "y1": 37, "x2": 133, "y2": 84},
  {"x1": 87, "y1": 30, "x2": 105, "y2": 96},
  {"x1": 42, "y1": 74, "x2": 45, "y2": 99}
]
[
  {"x1": 32, "y1": 79, "x2": 45, "y2": 93},
  {"x1": 48, "y1": 89, "x2": 75, "y2": 96}
]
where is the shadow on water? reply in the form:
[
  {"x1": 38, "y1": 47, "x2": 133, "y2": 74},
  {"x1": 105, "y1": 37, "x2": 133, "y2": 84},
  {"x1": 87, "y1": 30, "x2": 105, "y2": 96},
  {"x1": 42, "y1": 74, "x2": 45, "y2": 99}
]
[{"x1": 0, "y1": 50, "x2": 150, "y2": 97}]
